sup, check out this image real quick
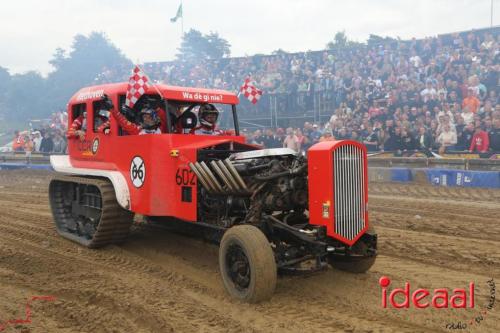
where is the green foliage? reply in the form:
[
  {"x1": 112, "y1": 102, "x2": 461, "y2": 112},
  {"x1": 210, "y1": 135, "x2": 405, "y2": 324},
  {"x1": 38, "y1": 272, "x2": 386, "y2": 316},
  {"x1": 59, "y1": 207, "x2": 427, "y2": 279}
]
[
  {"x1": 46, "y1": 32, "x2": 132, "y2": 111},
  {"x1": 0, "y1": 67, "x2": 10, "y2": 119},
  {"x1": 0, "y1": 67, "x2": 10, "y2": 89},
  {"x1": 367, "y1": 34, "x2": 398, "y2": 47},
  {"x1": 272, "y1": 49, "x2": 288, "y2": 55},
  {"x1": 177, "y1": 29, "x2": 231, "y2": 62},
  {"x1": 0, "y1": 70, "x2": 46, "y2": 125},
  {"x1": 1, "y1": 32, "x2": 131, "y2": 124},
  {"x1": 326, "y1": 31, "x2": 364, "y2": 50}
]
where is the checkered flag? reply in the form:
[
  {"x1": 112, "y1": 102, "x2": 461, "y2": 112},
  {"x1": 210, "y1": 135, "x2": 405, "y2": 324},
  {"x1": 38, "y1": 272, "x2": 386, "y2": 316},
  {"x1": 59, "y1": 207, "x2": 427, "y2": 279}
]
[
  {"x1": 240, "y1": 77, "x2": 263, "y2": 105},
  {"x1": 125, "y1": 65, "x2": 150, "y2": 108}
]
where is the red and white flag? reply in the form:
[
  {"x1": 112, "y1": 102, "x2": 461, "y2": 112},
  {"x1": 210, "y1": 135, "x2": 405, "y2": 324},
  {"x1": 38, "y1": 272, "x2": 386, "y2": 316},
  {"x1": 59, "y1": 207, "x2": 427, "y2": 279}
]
[
  {"x1": 125, "y1": 65, "x2": 150, "y2": 108},
  {"x1": 240, "y1": 77, "x2": 263, "y2": 105}
]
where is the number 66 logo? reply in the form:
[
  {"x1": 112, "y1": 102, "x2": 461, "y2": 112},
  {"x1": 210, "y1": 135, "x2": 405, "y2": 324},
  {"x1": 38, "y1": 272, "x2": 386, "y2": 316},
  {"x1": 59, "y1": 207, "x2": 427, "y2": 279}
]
[{"x1": 130, "y1": 156, "x2": 146, "y2": 188}]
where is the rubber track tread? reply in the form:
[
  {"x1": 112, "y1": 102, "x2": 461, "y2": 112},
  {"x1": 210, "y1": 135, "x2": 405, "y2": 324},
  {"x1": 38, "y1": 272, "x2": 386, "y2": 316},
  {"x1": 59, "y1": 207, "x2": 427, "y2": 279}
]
[{"x1": 49, "y1": 174, "x2": 133, "y2": 248}]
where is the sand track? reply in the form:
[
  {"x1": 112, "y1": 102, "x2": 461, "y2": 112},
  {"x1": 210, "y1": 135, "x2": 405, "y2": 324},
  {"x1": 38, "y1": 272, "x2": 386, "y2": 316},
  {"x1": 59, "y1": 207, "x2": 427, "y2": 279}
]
[{"x1": 0, "y1": 170, "x2": 498, "y2": 332}]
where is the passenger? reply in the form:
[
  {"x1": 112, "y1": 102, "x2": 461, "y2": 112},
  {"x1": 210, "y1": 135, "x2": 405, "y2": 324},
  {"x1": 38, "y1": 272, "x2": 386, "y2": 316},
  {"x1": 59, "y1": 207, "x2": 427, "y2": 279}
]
[
  {"x1": 190, "y1": 104, "x2": 223, "y2": 135},
  {"x1": 102, "y1": 95, "x2": 162, "y2": 135},
  {"x1": 67, "y1": 107, "x2": 110, "y2": 139},
  {"x1": 96, "y1": 109, "x2": 111, "y2": 134},
  {"x1": 67, "y1": 111, "x2": 88, "y2": 141}
]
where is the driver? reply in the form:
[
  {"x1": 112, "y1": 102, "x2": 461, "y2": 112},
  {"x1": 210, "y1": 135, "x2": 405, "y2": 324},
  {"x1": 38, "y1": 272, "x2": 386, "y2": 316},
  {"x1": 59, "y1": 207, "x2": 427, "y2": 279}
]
[{"x1": 190, "y1": 104, "x2": 223, "y2": 135}]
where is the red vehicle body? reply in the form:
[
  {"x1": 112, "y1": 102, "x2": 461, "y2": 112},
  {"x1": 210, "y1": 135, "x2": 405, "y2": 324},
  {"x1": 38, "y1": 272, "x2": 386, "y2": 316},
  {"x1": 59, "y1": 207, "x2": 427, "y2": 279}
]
[{"x1": 49, "y1": 82, "x2": 377, "y2": 303}]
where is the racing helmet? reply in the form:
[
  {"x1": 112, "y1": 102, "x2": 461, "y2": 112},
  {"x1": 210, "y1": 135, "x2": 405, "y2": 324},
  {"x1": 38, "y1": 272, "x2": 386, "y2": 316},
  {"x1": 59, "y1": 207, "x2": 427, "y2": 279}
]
[
  {"x1": 198, "y1": 104, "x2": 219, "y2": 127},
  {"x1": 139, "y1": 108, "x2": 160, "y2": 130}
]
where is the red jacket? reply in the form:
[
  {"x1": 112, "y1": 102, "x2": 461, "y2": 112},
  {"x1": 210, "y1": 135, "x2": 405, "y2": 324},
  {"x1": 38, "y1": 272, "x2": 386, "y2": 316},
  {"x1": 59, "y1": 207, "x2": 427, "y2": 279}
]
[
  {"x1": 469, "y1": 131, "x2": 489, "y2": 152},
  {"x1": 110, "y1": 106, "x2": 166, "y2": 135},
  {"x1": 66, "y1": 115, "x2": 86, "y2": 139},
  {"x1": 67, "y1": 115, "x2": 109, "y2": 138}
]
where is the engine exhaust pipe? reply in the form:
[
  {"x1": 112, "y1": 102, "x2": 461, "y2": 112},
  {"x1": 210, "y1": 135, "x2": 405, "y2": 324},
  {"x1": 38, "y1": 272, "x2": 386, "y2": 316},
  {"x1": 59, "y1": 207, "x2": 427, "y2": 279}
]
[
  {"x1": 189, "y1": 162, "x2": 213, "y2": 193},
  {"x1": 199, "y1": 162, "x2": 224, "y2": 193},
  {"x1": 194, "y1": 162, "x2": 220, "y2": 193},
  {"x1": 210, "y1": 161, "x2": 237, "y2": 192},
  {"x1": 216, "y1": 160, "x2": 241, "y2": 192},
  {"x1": 224, "y1": 159, "x2": 249, "y2": 192}
]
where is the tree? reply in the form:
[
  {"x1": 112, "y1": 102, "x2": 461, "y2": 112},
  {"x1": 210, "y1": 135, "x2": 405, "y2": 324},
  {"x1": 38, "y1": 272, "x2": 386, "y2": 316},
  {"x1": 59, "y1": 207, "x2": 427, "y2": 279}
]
[
  {"x1": 367, "y1": 34, "x2": 398, "y2": 47},
  {"x1": 327, "y1": 31, "x2": 348, "y2": 49},
  {"x1": 176, "y1": 29, "x2": 231, "y2": 62},
  {"x1": 0, "y1": 67, "x2": 10, "y2": 87},
  {"x1": 0, "y1": 67, "x2": 11, "y2": 121},
  {"x1": 4, "y1": 71, "x2": 46, "y2": 121},
  {"x1": 46, "y1": 31, "x2": 132, "y2": 111},
  {"x1": 326, "y1": 31, "x2": 364, "y2": 50},
  {"x1": 272, "y1": 49, "x2": 288, "y2": 55}
]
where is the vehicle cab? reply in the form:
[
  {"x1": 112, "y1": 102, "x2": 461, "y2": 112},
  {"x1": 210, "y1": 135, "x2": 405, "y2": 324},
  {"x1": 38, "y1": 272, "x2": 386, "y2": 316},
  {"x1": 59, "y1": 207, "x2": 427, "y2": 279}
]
[{"x1": 58, "y1": 82, "x2": 256, "y2": 220}]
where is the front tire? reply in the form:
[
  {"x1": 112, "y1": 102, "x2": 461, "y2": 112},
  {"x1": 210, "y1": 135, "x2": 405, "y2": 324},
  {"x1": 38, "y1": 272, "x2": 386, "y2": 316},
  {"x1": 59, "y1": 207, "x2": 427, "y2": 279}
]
[{"x1": 219, "y1": 225, "x2": 277, "y2": 303}]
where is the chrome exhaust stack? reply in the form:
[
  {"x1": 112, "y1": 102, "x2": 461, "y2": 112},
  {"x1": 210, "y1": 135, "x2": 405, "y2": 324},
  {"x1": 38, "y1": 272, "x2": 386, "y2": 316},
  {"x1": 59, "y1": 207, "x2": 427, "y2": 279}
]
[
  {"x1": 210, "y1": 160, "x2": 238, "y2": 192},
  {"x1": 190, "y1": 159, "x2": 250, "y2": 196},
  {"x1": 188, "y1": 162, "x2": 213, "y2": 193},
  {"x1": 199, "y1": 161, "x2": 224, "y2": 193},
  {"x1": 224, "y1": 159, "x2": 249, "y2": 192}
]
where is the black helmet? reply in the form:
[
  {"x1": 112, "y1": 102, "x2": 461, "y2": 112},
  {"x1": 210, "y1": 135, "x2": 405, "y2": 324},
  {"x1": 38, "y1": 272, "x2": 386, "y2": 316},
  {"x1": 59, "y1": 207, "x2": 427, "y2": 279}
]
[
  {"x1": 140, "y1": 108, "x2": 160, "y2": 130},
  {"x1": 198, "y1": 104, "x2": 219, "y2": 127}
]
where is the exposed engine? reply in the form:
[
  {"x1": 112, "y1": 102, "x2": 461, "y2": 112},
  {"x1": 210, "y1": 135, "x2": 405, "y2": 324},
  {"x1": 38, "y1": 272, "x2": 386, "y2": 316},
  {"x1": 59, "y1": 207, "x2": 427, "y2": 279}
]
[{"x1": 190, "y1": 148, "x2": 309, "y2": 227}]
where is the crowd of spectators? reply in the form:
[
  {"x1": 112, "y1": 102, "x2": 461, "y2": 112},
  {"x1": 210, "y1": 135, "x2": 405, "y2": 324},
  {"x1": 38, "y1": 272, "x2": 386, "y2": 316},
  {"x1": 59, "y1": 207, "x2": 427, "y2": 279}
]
[
  {"x1": 10, "y1": 111, "x2": 68, "y2": 162},
  {"x1": 92, "y1": 27, "x2": 500, "y2": 156}
]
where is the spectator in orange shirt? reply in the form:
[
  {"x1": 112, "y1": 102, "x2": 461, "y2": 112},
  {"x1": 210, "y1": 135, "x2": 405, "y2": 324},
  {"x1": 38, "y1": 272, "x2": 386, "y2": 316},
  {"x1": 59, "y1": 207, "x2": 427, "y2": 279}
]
[
  {"x1": 12, "y1": 130, "x2": 25, "y2": 152},
  {"x1": 462, "y1": 88, "x2": 480, "y2": 114}
]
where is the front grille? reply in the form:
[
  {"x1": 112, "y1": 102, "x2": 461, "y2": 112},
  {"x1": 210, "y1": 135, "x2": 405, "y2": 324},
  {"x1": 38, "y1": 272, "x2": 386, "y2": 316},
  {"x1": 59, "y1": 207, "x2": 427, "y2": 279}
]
[{"x1": 333, "y1": 145, "x2": 366, "y2": 240}]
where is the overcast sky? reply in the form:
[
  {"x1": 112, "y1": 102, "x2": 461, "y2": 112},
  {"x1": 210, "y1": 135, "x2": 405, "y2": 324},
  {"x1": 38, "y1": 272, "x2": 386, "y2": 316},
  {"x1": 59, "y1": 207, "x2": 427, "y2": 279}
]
[{"x1": 0, "y1": 0, "x2": 497, "y2": 76}]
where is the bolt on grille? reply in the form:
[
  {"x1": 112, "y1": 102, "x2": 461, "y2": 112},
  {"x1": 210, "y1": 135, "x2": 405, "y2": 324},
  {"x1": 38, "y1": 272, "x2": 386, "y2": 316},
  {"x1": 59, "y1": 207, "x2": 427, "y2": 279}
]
[{"x1": 333, "y1": 145, "x2": 366, "y2": 240}]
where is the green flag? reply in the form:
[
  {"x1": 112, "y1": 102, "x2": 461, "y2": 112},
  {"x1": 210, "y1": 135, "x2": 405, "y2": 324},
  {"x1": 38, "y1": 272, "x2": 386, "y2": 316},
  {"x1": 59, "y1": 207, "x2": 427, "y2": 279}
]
[{"x1": 170, "y1": 4, "x2": 183, "y2": 23}]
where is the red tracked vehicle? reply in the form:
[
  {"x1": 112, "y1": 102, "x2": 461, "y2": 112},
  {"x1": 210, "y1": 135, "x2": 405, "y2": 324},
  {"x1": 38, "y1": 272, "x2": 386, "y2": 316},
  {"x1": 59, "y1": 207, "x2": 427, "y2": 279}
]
[{"x1": 49, "y1": 82, "x2": 377, "y2": 302}]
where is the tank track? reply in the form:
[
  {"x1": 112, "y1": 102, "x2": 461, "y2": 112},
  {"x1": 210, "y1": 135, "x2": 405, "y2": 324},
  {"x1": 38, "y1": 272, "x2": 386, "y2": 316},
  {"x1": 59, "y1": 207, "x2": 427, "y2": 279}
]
[{"x1": 49, "y1": 174, "x2": 133, "y2": 248}]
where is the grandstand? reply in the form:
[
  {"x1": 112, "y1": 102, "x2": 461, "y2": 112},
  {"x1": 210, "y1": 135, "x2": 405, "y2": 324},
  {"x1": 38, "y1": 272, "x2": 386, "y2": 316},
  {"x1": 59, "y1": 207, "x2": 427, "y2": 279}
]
[{"x1": 134, "y1": 26, "x2": 500, "y2": 129}]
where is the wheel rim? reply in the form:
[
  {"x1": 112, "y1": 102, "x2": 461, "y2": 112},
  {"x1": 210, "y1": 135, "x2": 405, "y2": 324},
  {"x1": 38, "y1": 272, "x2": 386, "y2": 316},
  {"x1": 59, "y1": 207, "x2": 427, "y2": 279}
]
[{"x1": 226, "y1": 244, "x2": 251, "y2": 291}]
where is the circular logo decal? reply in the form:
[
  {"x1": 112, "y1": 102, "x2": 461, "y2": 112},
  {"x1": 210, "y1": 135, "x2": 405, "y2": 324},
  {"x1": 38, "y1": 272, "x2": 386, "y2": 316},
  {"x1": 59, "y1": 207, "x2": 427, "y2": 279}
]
[
  {"x1": 130, "y1": 156, "x2": 146, "y2": 188},
  {"x1": 92, "y1": 138, "x2": 99, "y2": 155}
]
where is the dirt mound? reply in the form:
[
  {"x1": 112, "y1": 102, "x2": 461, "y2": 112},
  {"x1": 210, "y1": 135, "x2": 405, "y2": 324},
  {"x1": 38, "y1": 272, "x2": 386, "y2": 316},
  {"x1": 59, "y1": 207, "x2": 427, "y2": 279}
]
[{"x1": 0, "y1": 170, "x2": 498, "y2": 332}]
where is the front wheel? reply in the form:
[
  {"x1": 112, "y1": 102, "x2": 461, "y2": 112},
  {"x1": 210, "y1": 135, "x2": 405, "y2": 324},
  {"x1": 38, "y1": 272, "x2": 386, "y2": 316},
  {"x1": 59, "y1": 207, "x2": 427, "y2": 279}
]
[{"x1": 219, "y1": 225, "x2": 277, "y2": 303}]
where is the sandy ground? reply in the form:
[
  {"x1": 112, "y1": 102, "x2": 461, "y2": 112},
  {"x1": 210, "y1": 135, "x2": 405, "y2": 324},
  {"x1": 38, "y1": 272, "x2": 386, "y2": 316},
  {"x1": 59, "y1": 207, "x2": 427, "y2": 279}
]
[{"x1": 0, "y1": 169, "x2": 498, "y2": 333}]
